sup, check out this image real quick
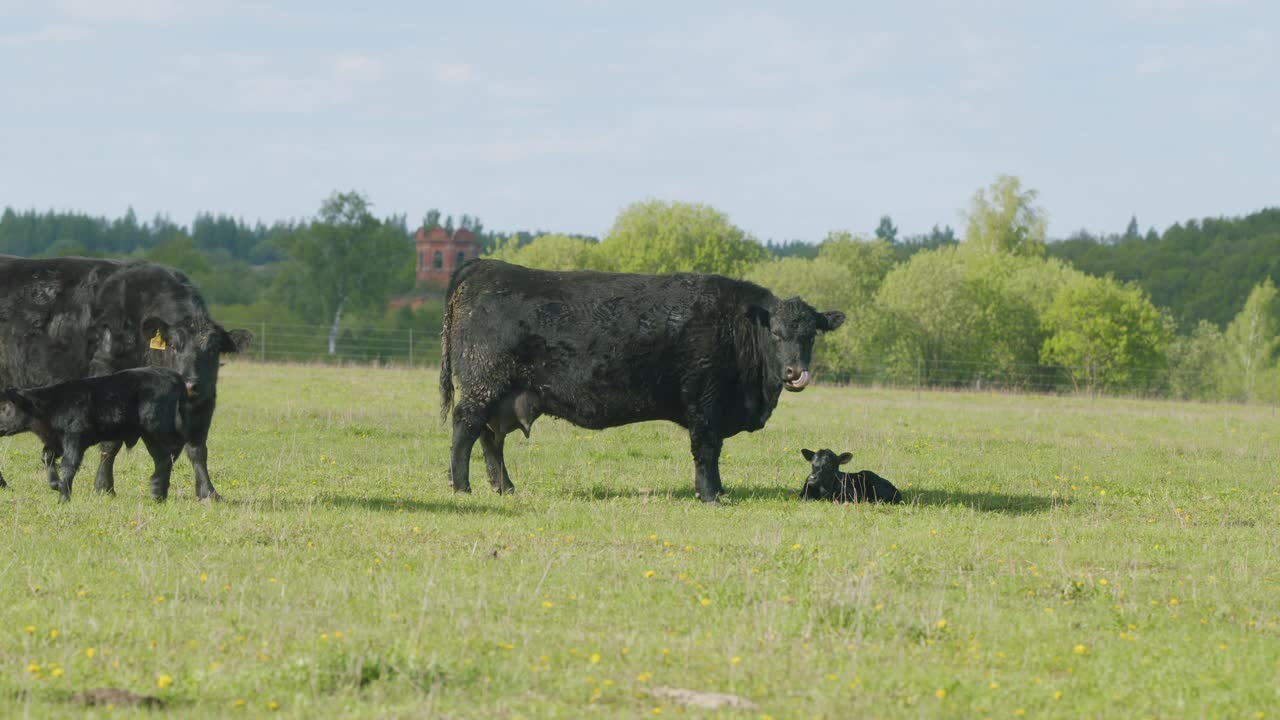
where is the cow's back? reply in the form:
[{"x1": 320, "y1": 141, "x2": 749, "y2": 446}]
[{"x1": 0, "y1": 256, "x2": 125, "y2": 388}]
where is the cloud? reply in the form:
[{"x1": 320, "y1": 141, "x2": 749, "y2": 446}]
[
  {"x1": 477, "y1": 133, "x2": 616, "y2": 163},
  {"x1": 334, "y1": 53, "x2": 382, "y2": 84},
  {"x1": 0, "y1": 23, "x2": 91, "y2": 46},
  {"x1": 56, "y1": 0, "x2": 186, "y2": 23},
  {"x1": 1136, "y1": 56, "x2": 1170, "y2": 75},
  {"x1": 434, "y1": 62, "x2": 475, "y2": 85}
]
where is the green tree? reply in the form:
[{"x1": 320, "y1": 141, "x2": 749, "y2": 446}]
[
  {"x1": 1218, "y1": 278, "x2": 1280, "y2": 402},
  {"x1": 489, "y1": 233, "x2": 599, "y2": 271},
  {"x1": 1167, "y1": 320, "x2": 1226, "y2": 401},
  {"x1": 597, "y1": 199, "x2": 767, "y2": 276},
  {"x1": 874, "y1": 245, "x2": 1059, "y2": 387},
  {"x1": 276, "y1": 191, "x2": 411, "y2": 355},
  {"x1": 875, "y1": 215, "x2": 898, "y2": 244},
  {"x1": 1040, "y1": 274, "x2": 1169, "y2": 393},
  {"x1": 818, "y1": 231, "x2": 896, "y2": 298},
  {"x1": 1123, "y1": 215, "x2": 1141, "y2": 242},
  {"x1": 964, "y1": 175, "x2": 1047, "y2": 257}
]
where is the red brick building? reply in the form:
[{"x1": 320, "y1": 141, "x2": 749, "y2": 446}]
[{"x1": 415, "y1": 226, "x2": 480, "y2": 289}]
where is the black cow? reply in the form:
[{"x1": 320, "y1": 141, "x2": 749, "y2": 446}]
[
  {"x1": 0, "y1": 368, "x2": 192, "y2": 502},
  {"x1": 0, "y1": 256, "x2": 251, "y2": 499},
  {"x1": 439, "y1": 259, "x2": 846, "y2": 503},
  {"x1": 799, "y1": 448, "x2": 903, "y2": 503}
]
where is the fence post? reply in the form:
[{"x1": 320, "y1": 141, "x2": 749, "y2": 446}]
[
  {"x1": 409, "y1": 329, "x2": 414, "y2": 367},
  {"x1": 259, "y1": 321, "x2": 266, "y2": 363}
]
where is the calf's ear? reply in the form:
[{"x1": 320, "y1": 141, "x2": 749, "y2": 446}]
[
  {"x1": 219, "y1": 328, "x2": 253, "y2": 354},
  {"x1": 818, "y1": 310, "x2": 846, "y2": 332},
  {"x1": 801, "y1": 448, "x2": 815, "y2": 462},
  {"x1": 837, "y1": 452, "x2": 853, "y2": 465}
]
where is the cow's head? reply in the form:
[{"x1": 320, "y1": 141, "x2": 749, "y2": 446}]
[
  {"x1": 800, "y1": 448, "x2": 852, "y2": 500},
  {"x1": 751, "y1": 298, "x2": 845, "y2": 392},
  {"x1": 0, "y1": 389, "x2": 34, "y2": 437},
  {"x1": 142, "y1": 317, "x2": 252, "y2": 402}
]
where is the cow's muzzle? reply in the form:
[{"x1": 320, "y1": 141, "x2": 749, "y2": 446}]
[{"x1": 783, "y1": 368, "x2": 810, "y2": 392}]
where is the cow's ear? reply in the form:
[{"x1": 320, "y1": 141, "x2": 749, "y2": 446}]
[
  {"x1": 818, "y1": 310, "x2": 846, "y2": 332},
  {"x1": 801, "y1": 448, "x2": 815, "y2": 462},
  {"x1": 219, "y1": 328, "x2": 253, "y2": 354},
  {"x1": 142, "y1": 317, "x2": 170, "y2": 351},
  {"x1": 837, "y1": 452, "x2": 853, "y2": 465},
  {"x1": 747, "y1": 305, "x2": 771, "y2": 328}
]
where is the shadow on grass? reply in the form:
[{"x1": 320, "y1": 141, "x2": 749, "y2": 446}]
[
  {"x1": 905, "y1": 489, "x2": 1065, "y2": 515},
  {"x1": 223, "y1": 494, "x2": 522, "y2": 516},
  {"x1": 564, "y1": 483, "x2": 802, "y2": 503}
]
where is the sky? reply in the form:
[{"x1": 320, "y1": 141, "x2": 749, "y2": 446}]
[{"x1": 1, "y1": 0, "x2": 1277, "y2": 243}]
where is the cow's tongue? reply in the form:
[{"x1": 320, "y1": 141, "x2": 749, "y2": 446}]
[{"x1": 784, "y1": 369, "x2": 810, "y2": 391}]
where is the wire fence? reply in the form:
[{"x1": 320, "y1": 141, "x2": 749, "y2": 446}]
[
  {"x1": 235, "y1": 323, "x2": 1278, "y2": 405},
  {"x1": 241, "y1": 322, "x2": 441, "y2": 366}
]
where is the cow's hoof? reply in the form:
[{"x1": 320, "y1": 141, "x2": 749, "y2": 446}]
[
  {"x1": 96, "y1": 487, "x2": 117, "y2": 497},
  {"x1": 58, "y1": 495, "x2": 71, "y2": 504},
  {"x1": 451, "y1": 484, "x2": 473, "y2": 494},
  {"x1": 199, "y1": 492, "x2": 222, "y2": 503}
]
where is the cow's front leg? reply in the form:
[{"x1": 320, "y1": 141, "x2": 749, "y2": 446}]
[
  {"x1": 184, "y1": 443, "x2": 220, "y2": 501},
  {"x1": 479, "y1": 427, "x2": 515, "y2": 494},
  {"x1": 144, "y1": 438, "x2": 175, "y2": 502},
  {"x1": 0, "y1": 468, "x2": 7, "y2": 489},
  {"x1": 688, "y1": 427, "x2": 724, "y2": 504},
  {"x1": 42, "y1": 447, "x2": 60, "y2": 491},
  {"x1": 57, "y1": 442, "x2": 84, "y2": 503},
  {"x1": 449, "y1": 400, "x2": 487, "y2": 494},
  {"x1": 93, "y1": 441, "x2": 121, "y2": 496}
]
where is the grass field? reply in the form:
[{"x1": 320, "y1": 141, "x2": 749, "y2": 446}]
[{"x1": 2, "y1": 362, "x2": 1278, "y2": 718}]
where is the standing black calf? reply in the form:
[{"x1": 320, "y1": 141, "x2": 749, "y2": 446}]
[
  {"x1": 0, "y1": 368, "x2": 192, "y2": 502},
  {"x1": 799, "y1": 448, "x2": 903, "y2": 503}
]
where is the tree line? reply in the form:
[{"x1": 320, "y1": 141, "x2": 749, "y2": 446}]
[{"x1": 2, "y1": 179, "x2": 1277, "y2": 402}]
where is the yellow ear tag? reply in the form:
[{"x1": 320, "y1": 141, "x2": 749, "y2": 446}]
[{"x1": 149, "y1": 330, "x2": 167, "y2": 351}]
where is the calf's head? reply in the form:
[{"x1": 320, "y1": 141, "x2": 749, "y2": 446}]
[
  {"x1": 143, "y1": 318, "x2": 252, "y2": 401},
  {"x1": 754, "y1": 298, "x2": 845, "y2": 392},
  {"x1": 0, "y1": 390, "x2": 34, "y2": 436},
  {"x1": 800, "y1": 448, "x2": 853, "y2": 499}
]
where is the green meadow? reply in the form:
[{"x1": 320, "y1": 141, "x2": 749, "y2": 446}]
[{"x1": 2, "y1": 362, "x2": 1277, "y2": 718}]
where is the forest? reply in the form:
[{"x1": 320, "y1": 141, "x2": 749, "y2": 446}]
[{"x1": 2, "y1": 176, "x2": 1277, "y2": 403}]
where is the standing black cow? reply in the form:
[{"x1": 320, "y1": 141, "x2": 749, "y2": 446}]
[
  {"x1": 0, "y1": 368, "x2": 194, "y2": 502},
  {"x1": 0, "y1": 256, "x2": 251, "y2": 499},
  {"x1": 439, "y1": 259, "x2": 845, "y2": 503}
]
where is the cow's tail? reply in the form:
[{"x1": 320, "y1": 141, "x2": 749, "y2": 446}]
[
  {"x1": 439, "y1": 305, "x2": 454, "y2": 425},
  {"x1": 439, "y1": 259, "x2": 480, "y2": 424}
]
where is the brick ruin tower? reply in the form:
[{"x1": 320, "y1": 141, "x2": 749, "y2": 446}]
[{"x1": 415, "y1": 225, "x2": 480, "y2": 289}]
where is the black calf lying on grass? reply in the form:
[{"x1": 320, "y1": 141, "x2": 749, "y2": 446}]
[
  {"x1": 799, "y1": 448, "x2": 903, "y2": 503},
  {"x1": 0, "y1": 368, "x2": 193, "y2": 502}
]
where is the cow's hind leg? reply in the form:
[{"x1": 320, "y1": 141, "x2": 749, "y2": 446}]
[
  {"x1": 93, "y1": 441, "x2": 120, "y2": 496},
  {"x1": 688, "y1": 426, "x2": 724, "y2": 504},
  {"x1": 449, "y1": 399, "x2": 488, "y2": 494},
  {"x1": 56, "y1": 442, "x2": 84, "y2": 503},
  {"x1": 479, "y1": 427, "x2": 516, "y2": 494},
  {"x1": 143, "y1": 437, "x2": 175, "y2": 502}
]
